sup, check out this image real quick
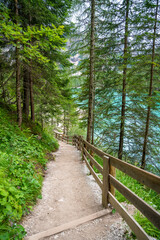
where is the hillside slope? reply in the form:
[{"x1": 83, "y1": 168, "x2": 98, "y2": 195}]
[{"x1": 0, "y1": 104, "x2": 58, "y2": 239}]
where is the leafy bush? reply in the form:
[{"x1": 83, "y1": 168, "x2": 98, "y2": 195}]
[{"x1": 0, "y1": 105, "x2": 58, "y2": 239}]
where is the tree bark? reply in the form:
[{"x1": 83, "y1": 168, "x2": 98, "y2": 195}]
[
  {"x1": 92, "y1": 85, "x2": 95, "y2": 145},
  {"x1": 15, "y1": 0, "x2": 22, "y2": 128},
  {"x1": 1, "y1": 75, "x2": 6, "y2": 102},
  {"x1": 141, "y1": 0, "x2": 159, "y2": 169},
  {"x1": 87, "y1": 0, "x2": 95, "y2": 144},
  {"x1": 23, "y1": 67, "x2": 30, "y2": 117},
  {"x1": 118, "y1": 0, "x2": 129, "y2": 160},
  {"x1": 29, "y1": 66, "x2": 35, "y2": 121}
]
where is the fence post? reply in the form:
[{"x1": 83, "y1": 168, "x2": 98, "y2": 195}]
[
  {"x1": 109, "y1": 164, "x2": 116, "y2": 196},
  {"x1": 102, "y1": 156, "x2": 109, "y2": 208},
  {"x1": 79, "y1": 136, "x2": 82, "y2": 151},
  {"x1": 78, "y1": 136, "x2": 82, "y2": 151},
  {"x1": 76, "y1": 135, "x2": 78, "y2": 149},
  {"x1": 77, "y1": 136, "x2": 79, "y2": 150},
  {"x1": 79, "y1": 136, "x2": 83, "y2": 161},
  {"x1": 67, "y1": 136, "x2": 69, "y2": 144},
  {"x1": 81, "y1": 139, "x2": 85, "y2": 161}
]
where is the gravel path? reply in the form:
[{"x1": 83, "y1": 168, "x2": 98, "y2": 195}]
[{"x1": 22, "y1": 141, "x2": 133, "y2": 240}]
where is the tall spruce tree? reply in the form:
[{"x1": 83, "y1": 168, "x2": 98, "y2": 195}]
[
  {"x1": 141, "y1": 0, "x2": 159, "y2": 169},
  {"x1": 87, "y1": 0, "x2": 95, "y2": 143},
  {"x1": 118, "y1": 0, "x2": 130, "y2": 160},
  {"x1": 0, "y1": 0, "x2": 73, "y2": 127}
]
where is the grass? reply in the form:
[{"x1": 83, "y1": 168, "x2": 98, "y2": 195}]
[
  {"x1": 0, "y1": 105, "x2": 58, "y2": 239},
  {"x1": 116, "y1": 170, "x2": 160, "y2": 239},
  {"x1": 93, "y1": 154, "x2": 160, "y2": 239}
]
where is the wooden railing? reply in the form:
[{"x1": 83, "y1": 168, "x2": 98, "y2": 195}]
[
  {"x1": 54, "y1": 132, "x2": 73, "y2": 144},
  {"x1": 54, "y1": 131, "x2": 160, "y2": 240}
]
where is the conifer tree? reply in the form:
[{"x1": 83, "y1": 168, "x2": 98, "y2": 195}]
[
  {"x1": 141, "y1": 0, "x2": 159, "y2": 169},
  {"x1": 87, "y1": 0, "x2": 95, "y2": 144},
  {"x1": 15, "y1": 0, "x2": 22, "y2": 128}
]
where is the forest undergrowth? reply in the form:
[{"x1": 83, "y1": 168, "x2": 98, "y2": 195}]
[{"x1": 0, "y1": 104, "x2": 58, "y2": 239}]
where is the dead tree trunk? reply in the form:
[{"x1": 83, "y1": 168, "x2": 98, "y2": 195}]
[
  {"x1": 141, "y1": 0, "x2": 159, "y2": 169},
  {"x1": 118, "y1": 0, "x2": 129, "y2": 160}
]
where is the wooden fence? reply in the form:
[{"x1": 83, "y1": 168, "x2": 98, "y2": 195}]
[{"x1": 54, "y1": 131, "x2": 160, "y2": 240}]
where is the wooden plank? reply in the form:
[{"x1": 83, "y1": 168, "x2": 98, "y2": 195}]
[
  {"x1": 109, "y1": 175, "x2": 160, "y2": 230},
  {"x1": 75, "y1": 136, "x2": 78, "y2": 148},
  {"x1": 81, "y1": 142, "x2": 85, "y2": 161},
  {"x1": 109, "y1": 162, "x2": 116, "y2": 196},
  {"x1": 82, "y1": 139, "x2": 107, "y2": 159},
  {"x1": 110, "y1": 156, "x2": 160, "y2": 194},
  {"x1": 26, "y1": 209, "x2": 110, "y2": 240},
  {"x1": 84, "y1": 148, "x2": 103, "y2": 174},
  {"x1": 84, "y1": 155, "x2": 103, "y2": 190},
  {"x1": 82, "y1": 137, "x2": 160, "y2": 193},
  {"x1": 108, "y1": 192, "x2": 150, "y2": 240},
  {"x1": 102, "y1": 156, "x2": 109, "y2": 208}
]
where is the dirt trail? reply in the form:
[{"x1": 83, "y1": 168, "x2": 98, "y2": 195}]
[{"x1": 22, "y1": 141, "x2": 132, "y2": 240}]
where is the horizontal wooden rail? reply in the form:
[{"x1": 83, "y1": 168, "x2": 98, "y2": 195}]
[
  {"x1": 110, "y1": 156, "x2": 160, "y2": 194},
  {"x1": 108, "y1": 192, "x2": 150, "y2": 240},
  {"x1": 82, "y1": 138, "x2": 108, "y2": 160},
  {"x1": 54, "y1": 131, "x2": 160, "y2": 240},
  {"x1": 109, "y1": 175, "x2": 160, "y2": 230},
  {"x1": 83, "y1": 148, "x2": 103, "y2": 174},
  {"x1": 83, "y1": 154, "x2": 103, "y2": 190}
]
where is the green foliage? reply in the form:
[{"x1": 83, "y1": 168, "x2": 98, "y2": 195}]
[
  {"x1": 0, "y1": 224, "x2": 26, "y2": 240},
  {"x1": 87, "y1": 156, "x2": 160, "y2": 238},
  {"x1": 134, "y1": 211, "x2": 160, "y2": 239},
  {"x1": 116, "y1": 170, "x2": 160, "y2": 210},
  {"x1": 0, "y1": 4, "x2": 65, "y2": 65},
  {"x1": 116, "y1": 170, "x2": 160, "y2": 238},
  {"x1": 112, "y1": 208, "x2": 116, "y2": 214},
  {"x1": 0, "y1": 105, "x2": 58, "y2": 238},
  {"x1": 68, "y1": 124, "x2": 86, "y2": 137}
]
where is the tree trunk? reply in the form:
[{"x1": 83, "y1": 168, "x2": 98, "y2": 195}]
[
  {"x1": 141, "y1": 0, "x2": 159, "y2": 169},
  {"x1": 23, "y1": 67, "x2": 30, "y2": 117},
  {"x1": 92, "y1": 86, "x2": 95, "y2": 145},
  {"x1": 118, "y1": 0, "x2": 129, "y2": 160},
  {"x1": 87, "y1": 0, "x2": 95, "y2": 144},
  {"x1": 15, "y1": 0, "x2": 22, "y2": 128},
  {"x1": 1, "y1": 75, "x2": 6, "y2": 102},
  {"x1": 67, "y1": 118, "x2": 69, "y2": 136},
  {"x1": 29, "y1": 66, "x2": 35, "y2": 121}
]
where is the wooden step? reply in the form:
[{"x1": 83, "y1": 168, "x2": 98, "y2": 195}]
[{"x1": 26, "y1": 209, "x2": 111, "y2": 240}]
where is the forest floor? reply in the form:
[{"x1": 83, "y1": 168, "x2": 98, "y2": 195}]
[{"x1": 22, "y1": 141, "x2": 135, "y2": 240}]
